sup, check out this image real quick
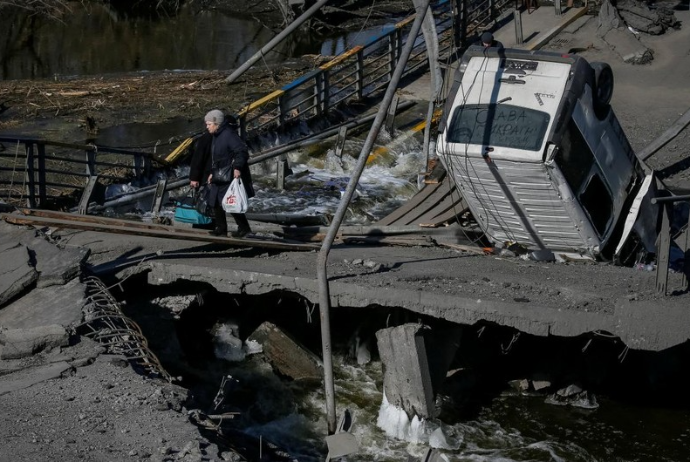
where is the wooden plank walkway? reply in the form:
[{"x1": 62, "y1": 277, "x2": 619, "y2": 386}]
[
  {"x1": 1, "y1": 209, "x2": 319, "y2": 252},
  {"x1": 376, "y1": 169, "x2": 469, "y2": 228}
]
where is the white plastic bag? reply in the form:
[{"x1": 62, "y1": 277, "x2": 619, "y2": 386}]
[{"x1": 221, "y1": 178, "x2": 248, "y2": 214}]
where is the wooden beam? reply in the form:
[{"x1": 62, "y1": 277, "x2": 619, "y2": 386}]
[{"x1": 1, "y1": 212, "x2": 318, "y2": 252}]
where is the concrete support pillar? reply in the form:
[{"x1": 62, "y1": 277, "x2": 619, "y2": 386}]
[
  {"x1": 376, "y1": 323, "x2": 435, "y2": 418},
  {"x1": 376, "y1": 323, "x2": 462, "y2": 420}
]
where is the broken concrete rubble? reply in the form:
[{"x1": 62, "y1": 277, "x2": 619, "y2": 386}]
[
  {"x1": 24, "y1": 235, "x2": 90, "y2": 288},
  {"x1": 0, "y1": 244, "x2": 37, "y2": 306},
  {"x1": 617, "y1": 0, "x2": 680, "y2": 35},
  {"x1": 0, "y1": 324, "x2": 69, "y2": 360},
  {"x1": 597, "y1": 0, "x2": 655, "y2": 64},
  {"x1": 248, "y1": 321, "x2": 322, "y2": 381},
  {"x1": 0, "y1": 277, "x2": 86, "y2": 330},
  {"x1": 0, "y1": 220, "x2": 89, "y2": 306}
]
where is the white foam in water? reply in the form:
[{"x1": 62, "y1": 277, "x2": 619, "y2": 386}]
[
  {"x1": 244, "y1": 135, "x2": 424, "y2": 222},
  {"x1": 243, "y1": 339, "x2": 263, "y2": 355},
  {"x1": 213, "y1": 323, "x2": 246, "y2": 362},
  {"x1": 376, "y1": 392, "x2": 429, "y2": 442}
]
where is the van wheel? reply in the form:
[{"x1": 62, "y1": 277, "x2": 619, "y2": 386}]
[{"x1": 591, "y1": 62, "x2": 614, "y2": 108}]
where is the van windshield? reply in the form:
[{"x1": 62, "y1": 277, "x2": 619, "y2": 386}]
[{"x1": 447, "y1": 104, "x2": 550, "y2": 151}]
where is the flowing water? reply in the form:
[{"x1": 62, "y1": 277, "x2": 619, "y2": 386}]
[{"x1": 188, "y1": 342, "x2": 690, "y2": 462}]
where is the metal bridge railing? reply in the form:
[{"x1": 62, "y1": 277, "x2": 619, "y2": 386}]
[
  {"x1": 236, "y1": 0, "x2": 456, "y2": 141},
  {"x1": 0, "y1": 137, "x2": 154, "y2": 208}
]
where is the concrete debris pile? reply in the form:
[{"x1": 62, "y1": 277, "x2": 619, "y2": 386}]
[
  {"x1": 597, "y1": 0, "x2": 682, "y2": 64},
  {"x1": 616, "y1": 0, "x2": 680, "y2": 35},
  {"x1": 0, "y1": 221, "x2": 227, "y2": 462}
]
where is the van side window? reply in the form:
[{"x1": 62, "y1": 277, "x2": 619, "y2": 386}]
[
  {"x1": 580, "y1": 174, "x2": 613, "y2": 236},
  {"x1": 555, "y1": 120, "x2": 593, "y2": 192}
]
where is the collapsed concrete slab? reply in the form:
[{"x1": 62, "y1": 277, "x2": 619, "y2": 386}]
[
  {"x1": 602, "y1": 27, "x2": 654, "y2": 64},
  {"x1": 23, "y1": 236, "x2": 90, "y2": 288},
  {"x1": 376, "y1": 323, "x2": 436, "y2": 419},
  {"x1": 0, "y1": 277, "x2": 86, "y2": 330},
  {"x1": 0, "y1": 244, "x2": 38, "y2": 307},
  {"x1": 248, "y1": 321, "x2": 322, "y2": 381},
  {"x1": 0, "y1": 324, "x2": 69, "y2": 360},
  {"x1": 597, "y1": 0, "x2": 654, "y2": 64}
]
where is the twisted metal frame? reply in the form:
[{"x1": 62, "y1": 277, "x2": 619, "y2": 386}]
[{"x1": 77, "y1": 275, "x2": 172, "y2": 381}]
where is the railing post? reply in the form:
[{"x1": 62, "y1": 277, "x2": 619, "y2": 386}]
[
  {"x1": 279, "y1": 93, "x2": 289, "y2": 124},
  {"x1": 385, "y1": 94, "x2": 400, "y2": 136},
  {"x1": 314, "y1": 73, "x2": 324, "y2": 116},
  {"x1": 334, "y1": 126, "x2": 348, "y2": 158},
  {"x1": 24, "y1": 143, "x2": 36, "y2": 208},
  {"x1": 460, "y1": 0, "x2": 468, "y2": 48},
  {"x1": 276, "y1": 157, "x2": 287, "y2": 190},
  {"x1": 514, "y1": 8, "x2": 524, "y2": 45},
  {"x1": 656, "y1": 203, "x2": 671, "y2": 295},
  {"x1": 78, "y1": 175, "x2": 100, "y2": 215},
  {"x1": 151, "y1": 178, "x2": 168, "y2": 218},
  {"x1": 356, "y1": 50, "x2": 365, "y2": 99},
  {"x1": 555, "y1": 0, "x2": 562, "y2": 15},
  {"x1": 322, "y1": 70, "x2": 330, "y2": 114},
  {"x1": 452, "y1": 0, "x2": 461, "y2": 49},
  {"x1": 134, "y1": 154, "x2": 143, "y2": 181},
  {"x1": 37, "y1": 143, "x2": 47, "y2": 207},
  {"x1": 86, "y1": 146, "x2": 97, "y2": 177},
  {"x1": 682, "y1": 210, "x2": 690, "y2": 289}
]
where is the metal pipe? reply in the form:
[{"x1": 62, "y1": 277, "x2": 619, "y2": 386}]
[
  {"x1": 651, "y1": 194, "x2": 690, "y2": 204},
  {"x1": 86, "y1": 178, "x2": 189, "y2": 212},
  {"x1": 225, "y1": 0, "x2": 330, "y2": 84},
  {"x1": 315, "y1": 0, "x2": 432, "y2": 435}
]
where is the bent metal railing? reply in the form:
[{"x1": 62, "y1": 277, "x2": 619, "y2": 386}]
[
  {"x1": 0, "y1": 137, "x2": 154, "y2": 208},
  {"x1": 236, "y1": 0, "x2": 456, "y2": 140},
  {"x1": 234, "y1": 0, "x2": 515, "y2": 140}
]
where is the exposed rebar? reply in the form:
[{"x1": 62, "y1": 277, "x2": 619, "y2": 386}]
[{"x1": 78, "y1": 275, "x2": 171, "y2": 381}]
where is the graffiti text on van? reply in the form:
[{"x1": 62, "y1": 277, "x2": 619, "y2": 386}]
[{"x1": 534, "y1": 93, "x2": 555, "y2": 106}]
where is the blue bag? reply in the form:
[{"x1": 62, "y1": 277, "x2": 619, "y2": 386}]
[{"x1": 174, "y1": 191, "x2": 213, "y2": 225}]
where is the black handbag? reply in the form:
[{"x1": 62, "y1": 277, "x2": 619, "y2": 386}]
[
  {"x1": 211, "y1": 162, "x2": 233, "y2": 184},
  {"x1": 195, "y1": 185, "x2": 213, "y2": 217}
]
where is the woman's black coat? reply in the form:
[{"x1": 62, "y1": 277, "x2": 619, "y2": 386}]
[{"x1": 189, "y1": 123, "x2": 254, "y2": 207}]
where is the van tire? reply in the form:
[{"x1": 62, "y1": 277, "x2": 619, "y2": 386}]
[{"x1": 591, "y1": 62, "x2": 614, "y2": 109}]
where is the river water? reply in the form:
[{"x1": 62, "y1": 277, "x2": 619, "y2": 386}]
[
  {"x1": 0, "y1": 1, "x2": 394, "y2": 80},
  {"x1": 7, "y1": 3, "x2": 690, "y2": 461}
]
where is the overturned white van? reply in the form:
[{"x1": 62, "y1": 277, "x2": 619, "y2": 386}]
[{"x1": 435, "y1": 47, "x2": 658, "y2": 262}]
